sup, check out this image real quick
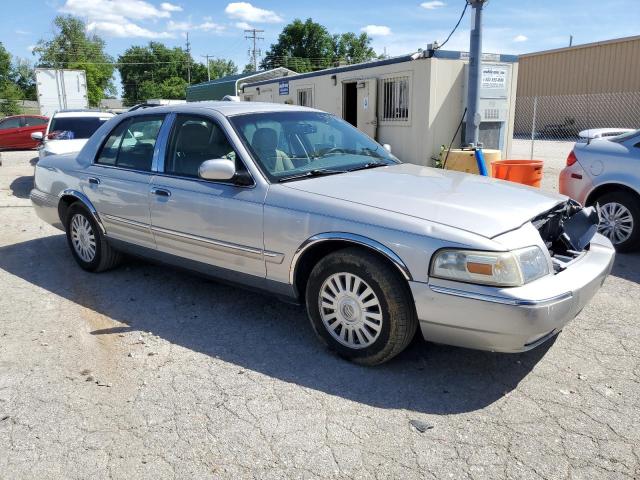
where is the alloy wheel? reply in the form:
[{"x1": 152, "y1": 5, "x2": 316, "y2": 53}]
[{"x1": 598, "y1": 202, "x2": 634, "y2": 245}]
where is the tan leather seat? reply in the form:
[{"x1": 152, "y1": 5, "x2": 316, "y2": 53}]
[{"x1": 250, "y1": 128, "x2": 294, "y2": 173}]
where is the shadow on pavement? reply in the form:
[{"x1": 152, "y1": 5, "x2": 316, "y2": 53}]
[
  {"x1": 9, "y1": 176, "x2": 34, "y2": 199},
  {"x1": 0, "y1": 235, "x2": 557, "y2": 415},
  {"x1": 609, "y1": 252, "x2": 640, "y2": 284}
]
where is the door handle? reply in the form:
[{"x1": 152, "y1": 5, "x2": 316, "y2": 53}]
[
  {"x1": 151, "y1": 188, "x2": 171, "y2": 197},
  {"x1": 88, "y1": 177, "x2": 100, "y2": 185}
]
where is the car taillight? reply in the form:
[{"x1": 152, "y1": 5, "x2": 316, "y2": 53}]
[{"x1": 566, "y1": 151, "x2": 578, "y2": 166}]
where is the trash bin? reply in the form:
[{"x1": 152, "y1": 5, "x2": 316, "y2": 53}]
[{"x1": 491, "y1": 160, "x2": 544, "y2": 188}]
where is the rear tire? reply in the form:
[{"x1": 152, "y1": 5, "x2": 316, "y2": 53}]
[
  {"x1": 594, "y1": 191, "x2": 640, "y2": 252},
  {"x1": 305, "y1": 247, "x2": 418, "y2": 366},
  {"x1": 65, "y1": 203, "x2": 122, "y2": 272}
]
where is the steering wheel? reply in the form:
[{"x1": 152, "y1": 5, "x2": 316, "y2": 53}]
[{"x1": 322, "y1": 147, "x2": 347, "y2": 157}]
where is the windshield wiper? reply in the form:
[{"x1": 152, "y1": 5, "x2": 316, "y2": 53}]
[
  {"x1": 278, "y1": 168, "x2": 345, "y2": 183},
  {"x1": 347, "y1": 161, "x2": 388, "y2": 172}
]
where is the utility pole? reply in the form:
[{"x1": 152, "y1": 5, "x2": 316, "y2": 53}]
[
  {"x1": 185, "y1": 32, "x2": 191, "y2": 84},
  {"x1": 464, "y1": 0, "x2": 488, "y2": 148},
  {"x1": 244, "y1": 28, "x2": 264, "y2": 71},
  {"x1": 202, "y1": 54, "x2": 211, "y2": 81}
]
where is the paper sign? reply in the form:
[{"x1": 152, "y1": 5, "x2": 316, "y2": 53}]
[{"x1": 481, "y1": 66, "x2": 507, "y2": 89}]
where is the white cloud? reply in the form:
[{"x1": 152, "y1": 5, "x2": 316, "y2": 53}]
[
  {"x1": 167, "y1": 19, "x2": 225, "y2": 33},
  {"x1": 235, "y1": 21, "x2": 253, "y2": 30},
  {"x1": 160, "y1": 2, "x2": 182, "y2": 12},
  {"x1": 361, "y1": 25, "x2": 392, "y2": 37},
  {"x1": 87, "y1": 21, "x2": 174, "y2": 39},
  {"x1": 61, "y1": 0, "x2": 171, "y2": 22},
  {"x1": 16, "y1": 29, "x2": 31, "y2": 35},
  {"x1": 513, "y1": 34, "x2": 528, "y2": 42},
  {"x1": 61, "y1": 0, "x2": 180, "y2": 38},
  {"x1": 420, "y1": 1, "x2": 446, "y2": 9},
  {"x1": 224, "y1": 2, "x2": 282, "y2": 23},
  {"x1": 27, "y1": 45, "x2": 36, "y2": 52}
]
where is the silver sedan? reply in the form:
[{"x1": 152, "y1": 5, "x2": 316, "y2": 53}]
[
  {"x1": 560, "y1": 129, "x2": 640, "y2": 251},
  {"x1": 31, "y1": 102, "x2": 615, "y2": 365}
]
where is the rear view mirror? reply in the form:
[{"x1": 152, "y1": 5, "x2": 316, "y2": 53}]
[
  {"x1": 31, "y1": 131, "x2": 43, "y2": 141},
  {"x1": 198, "y1": 159, "x2": 236, "y2": 181}
]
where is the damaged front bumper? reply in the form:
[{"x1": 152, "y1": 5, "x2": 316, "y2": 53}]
[{"x1": 411, "y1": 233, "x2": 614, "y2": 352}]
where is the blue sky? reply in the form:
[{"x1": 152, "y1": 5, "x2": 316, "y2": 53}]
[{"x1": 2, "y1": 0, "x2": 639, "y2": 95}]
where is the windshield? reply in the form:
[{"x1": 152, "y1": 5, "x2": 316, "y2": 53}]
[
  {"x1": 229, "y1": 111, "x2": 399, "y2": 181},
  {"x1": 48, "y1": 116, "x2": 110, "y2": 140}
]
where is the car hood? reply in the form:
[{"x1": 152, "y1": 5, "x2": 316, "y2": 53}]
[
  {"x1": 42, "y1": 139, "x2": 88, "y2": 155},
  {"x1": 283, "y1": 163, "x2": 566, "y2": 238}
]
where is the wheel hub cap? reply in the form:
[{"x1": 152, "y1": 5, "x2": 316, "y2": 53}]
[
  {"x1": 598, "y1": 202, "x2": 634, "y2": 245},
  {"x1": 70, "y1": 214, "x2": 97, "y2": 263},
  {"x1": 318, "y1": 272, "x2": 383, "y2": 349}
]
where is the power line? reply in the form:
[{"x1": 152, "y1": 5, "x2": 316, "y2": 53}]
[
  {"x1": 244, "y1": 29, "x2": 264, "y2": 71},
  {"x1": 434, "y1": 0, "x2": 470, "y2": 50}
]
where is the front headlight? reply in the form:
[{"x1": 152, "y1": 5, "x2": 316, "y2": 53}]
[{"x1": 430, "y1": 246, "x2": 549, "y2": 287}]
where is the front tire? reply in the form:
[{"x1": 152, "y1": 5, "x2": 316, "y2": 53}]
[
  {"x1": 595, "y1": 191, "x2": 640, "y2": 252},
  {"x1": 305, "y1": 247, "x2": 418, "y2": 366},
  {"x1": 65, "y1": 203, "x2": 122, "y2": 272}
]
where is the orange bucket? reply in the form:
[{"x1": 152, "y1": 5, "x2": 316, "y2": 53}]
[{"x1": 491, "y1": 160, "x2": 544, "y2": 187}]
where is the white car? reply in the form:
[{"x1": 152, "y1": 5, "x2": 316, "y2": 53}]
[{"x1": 32, "y1": 110, "x2": 114, "y2": 160}]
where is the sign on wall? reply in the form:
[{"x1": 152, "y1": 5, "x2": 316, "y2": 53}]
[
  {"x1": 481, "y1": 66, "x2": 507, "y2": 89},
  {"x1": 279, "y1": 80, "x2": 289, "y2": 95}
]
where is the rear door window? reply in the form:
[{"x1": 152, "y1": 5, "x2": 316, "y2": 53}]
[{"x1": 95, "y1": 115, "x2": 164, "y2": 171}]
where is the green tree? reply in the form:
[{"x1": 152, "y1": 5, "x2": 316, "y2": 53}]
[
  {"x1": 118, "y1": 42, "x2": 206, "y2": 105},
  {"x1": 206, "y1": 58, "x2": 238, "y2": 80},
  {"x1": 332, "y1": 32, "x2": 376, "y2": 65},
  {"x1": 0, "y1": 82, "x2": 23, "y2": 116},
  {"x1": 0, "y1": 42, "x2": 11, "y2": 86},
  {"x1": 10, "y1": 58, "x2": 37, "y2": 101},
  {"x1": 261, "y1": 19, "x2": 377, "y2": 72},
  {"x1": 32, "y1": 15, "x2": 115, "y2": 106},
  {"x1": 242, "y1": 63, "x2": 255, "y2": 74}
]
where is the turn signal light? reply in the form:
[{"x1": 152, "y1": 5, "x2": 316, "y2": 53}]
[{"x1": 566, "y1": 151, "x2": 578, "y2": 166}]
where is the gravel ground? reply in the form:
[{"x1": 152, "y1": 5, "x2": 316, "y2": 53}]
[{"x1": 1, "y1": 148, "x2": 639, "y2": 479}]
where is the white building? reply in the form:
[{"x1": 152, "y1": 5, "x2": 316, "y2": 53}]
[{"x1": 241, "y1": 49, "x2": 519, "y2": 166}]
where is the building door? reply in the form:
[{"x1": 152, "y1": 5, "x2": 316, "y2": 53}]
[
  {"x1": 343, "y1": 82, "x2": 358, "y2": 127},
  {"x1": 356, "y1": 79, "x2": 378, "y2": 140}
]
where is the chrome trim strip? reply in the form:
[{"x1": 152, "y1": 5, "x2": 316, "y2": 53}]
[
  {"x1": 150, "y1": 225, "x2": 283, "y2": 261},
  {"x1": 289, "y1": 232, "x2": 412, "y2": 284},
  {"x1": 102, "y1": 214, "x2": 150, "y2": 231},
  {"x1": 428, "y1": 285, "x2": 573, "y2": 306},
  {"x1": 58, "y1": 189, "x2": 106, "y2": 234}
]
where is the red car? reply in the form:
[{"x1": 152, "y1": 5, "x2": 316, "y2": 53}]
[{"x1": 0, "y1": 115, "x2": 49, "y2": 150}]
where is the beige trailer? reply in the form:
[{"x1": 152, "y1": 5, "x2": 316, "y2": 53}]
[{"x1": 241, "y1": 49, "x2": 518, "y2": 166}]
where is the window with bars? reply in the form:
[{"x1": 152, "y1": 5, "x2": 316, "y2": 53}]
[
  {"x1": 297, "y1": 88, "x2": 313, "y2": 107},
  {"x1": 381, "y1": 76, "x2": 410, "y2": 122}
]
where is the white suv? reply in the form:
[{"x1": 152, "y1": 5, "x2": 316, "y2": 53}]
[{"x1": 34, "y1": 110, "x2": 114, "y2": 160}]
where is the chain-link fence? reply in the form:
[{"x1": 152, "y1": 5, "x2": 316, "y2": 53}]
[{"x1": 513, "y1": 91, "x2": 640, "y2": 160}]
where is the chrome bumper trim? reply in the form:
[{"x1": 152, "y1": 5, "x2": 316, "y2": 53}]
[{"x1": 428, "y1": 284, "x2": 574, "y2": 306}]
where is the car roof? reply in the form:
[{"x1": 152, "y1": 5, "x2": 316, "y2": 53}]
[
  {"x1": 124, "y1": 101, "x2": 320, "y2": 117},
  {"x1": 52, "y1": 110, "x2": 115, "y2": 118}
]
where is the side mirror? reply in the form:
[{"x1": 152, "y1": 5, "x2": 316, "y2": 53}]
[
  {"x1": 383, "y1": 143, "x2": 392, "y2": 153},
  {"x1": 198, "y1": 159, "x2": 236, "y2": 181},
  {"x1": 31, "y1": 131, "x2": 43, "y2": 141}
]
